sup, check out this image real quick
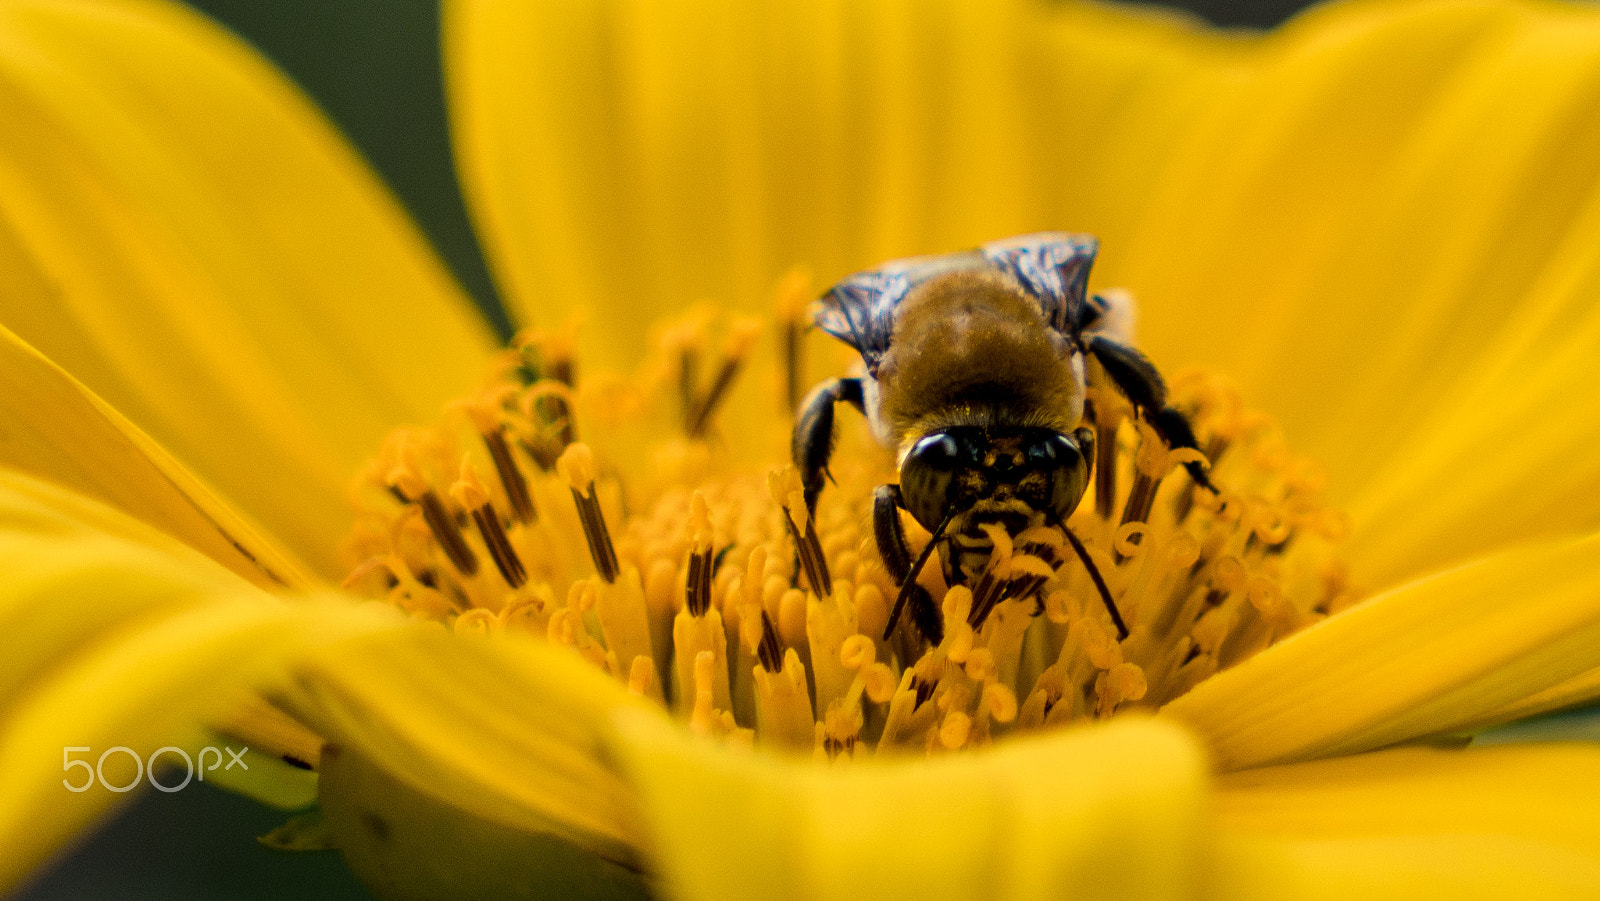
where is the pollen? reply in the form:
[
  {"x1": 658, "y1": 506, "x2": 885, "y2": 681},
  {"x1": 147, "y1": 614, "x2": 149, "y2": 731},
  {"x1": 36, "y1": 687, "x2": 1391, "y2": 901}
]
[{"x1": 343, "y1": 297, "x2": 1358, "y2": 758}]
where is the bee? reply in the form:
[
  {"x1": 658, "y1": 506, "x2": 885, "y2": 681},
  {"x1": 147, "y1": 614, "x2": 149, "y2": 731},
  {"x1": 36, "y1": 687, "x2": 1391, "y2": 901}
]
[{"x1": 792, "y1": 233, "x2": 1213, "y2": 644}]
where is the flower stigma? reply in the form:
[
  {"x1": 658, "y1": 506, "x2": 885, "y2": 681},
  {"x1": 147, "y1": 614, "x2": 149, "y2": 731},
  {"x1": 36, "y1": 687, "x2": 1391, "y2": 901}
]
[{"x1": 343, "y1": 279, "x2": 1358, "y2": 759}]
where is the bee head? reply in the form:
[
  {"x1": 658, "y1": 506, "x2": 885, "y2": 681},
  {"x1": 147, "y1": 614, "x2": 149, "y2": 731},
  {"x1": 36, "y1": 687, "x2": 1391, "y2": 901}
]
[{"x1": 899, "y1": 426, "x2": 1093, "y2": 534}]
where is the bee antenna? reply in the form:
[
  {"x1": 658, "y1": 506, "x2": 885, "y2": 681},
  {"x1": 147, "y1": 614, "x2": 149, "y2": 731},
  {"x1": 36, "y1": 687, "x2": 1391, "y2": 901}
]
[
  {"x1": 883, "y1": 511, "x2": 953, "y2": 641},
  {"x1": 1053, "y1": 517, "x2": 1130, "y2": 641}
]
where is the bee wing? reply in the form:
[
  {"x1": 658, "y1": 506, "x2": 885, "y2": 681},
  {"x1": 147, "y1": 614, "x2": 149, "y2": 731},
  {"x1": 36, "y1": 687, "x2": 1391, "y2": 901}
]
[
  {"x1": 980, "y1": 232, "x2": 1099, "y2": 336},
  {"x1": 813, "y1": 253, "x2": 976, "y2": 376},
  {"x1": 813, "y1": 272, "x2": 899, "y2": 375},
  {"x1": 814, "y1": 234, "x2": 1097, "y2": 371}
]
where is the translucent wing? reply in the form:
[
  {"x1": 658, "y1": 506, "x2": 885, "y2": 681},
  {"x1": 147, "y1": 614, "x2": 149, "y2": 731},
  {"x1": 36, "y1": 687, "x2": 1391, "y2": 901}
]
[
  {"x1": 813, "y1": 233, "x2": 1100, "y2": 373},
  {"x1": 980, "y1": 232, "x2": 1099, "y2": 334},
  {"x1": 813, "y1": 252, "x2": 979, "y2": 376}
]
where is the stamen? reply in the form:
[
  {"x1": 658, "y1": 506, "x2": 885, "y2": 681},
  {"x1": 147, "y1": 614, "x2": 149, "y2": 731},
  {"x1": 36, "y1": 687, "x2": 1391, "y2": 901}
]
[
  {"x1": 509, "y1": 327, "x2": 580, "y2": 458},
  {"x1": 1095, "y1": 662, "x2": 1148, "y2": 717},
  {"x1": 345, "y1": 309, "x2": 1355, "y2": 761},
  {"x1": 627, "y1": 656, "x2": 657, "y2": 697},
  {"x1": 879, "y1": 667, "x2": 938, "y2": 747},
  {"x1": 965, "y1": 524, "x2": 1061, "y2": 632},
  {"x1": 690, "y1": 651, "x2": 719, "y2": 736},
  {"x1": 1086, "y1": 393, "x2": 1124, "y2": 519},
  {"x1": 414, "y1": 489, "x2": 478, "y2": 577},
  {"x1": 938, "y1": 710, "x2": 971, "y2": 750},
  {"x1": 982, "y1": 682, "x2": 1018, "y2": 724},
  {"x1": 557, "y1": 444, "x2": 619, "y2": 583},
  {"x1": 1119, "y1": 471, "x2": 1159, "y2": 531},
  {"x1": 686, "y1": 317, "x2": 761, "y2": 438},
  {"x1": 756, "y1": 608, "x2": 784, "y2": 674},
  {"x1": 808, "y1": 587, "x2": 858, "y2": 714},
  {"x1": 451, "y1": 459, "x2": 527, "y2": 589},
  {"x1": 769, "y1": 467, "x2": 831, "y2": 596},
  {"x1": 683, "y1": 541, "x2": 712, "y2": 616},
  {"x1": 754, "y1": 648, "x2": 815, "y2": 749},
  {"x1": 662, "y1": 318, "x2": 701, "y2": 425},
  {"x1": 484, "y1": 428, "x2": 536, "y2": 524},
  {"x1": 683, "y1": 493, "x2": 714, "y2": 616},
  {"x1": 520, "y1": 381, "x2": 581, "y2": 470},
  {"x1": 772, "y1": 268, "x2": 812, "y2": 416},
  {"x1": 450, "y1": 391, "x2": 537, "y2": 525}
]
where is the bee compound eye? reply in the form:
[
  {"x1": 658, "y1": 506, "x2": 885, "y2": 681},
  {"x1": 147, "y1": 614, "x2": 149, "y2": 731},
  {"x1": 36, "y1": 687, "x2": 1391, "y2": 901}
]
[
  {"x1": 900, "y1": 432, "x2": 963, "y2": 532},
  {"x1": 910, "y1": 432, "x2": 961, "y2": 469},
  {"x1": 1034, "y1": 432, "x2": 1089, "y2": 522}
]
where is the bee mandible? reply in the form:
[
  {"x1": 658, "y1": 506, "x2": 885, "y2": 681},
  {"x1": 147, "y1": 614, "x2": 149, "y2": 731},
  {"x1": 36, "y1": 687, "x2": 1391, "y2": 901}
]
[{"x1": 792, "y1": 233, "x2": 1213, "y2": 645}]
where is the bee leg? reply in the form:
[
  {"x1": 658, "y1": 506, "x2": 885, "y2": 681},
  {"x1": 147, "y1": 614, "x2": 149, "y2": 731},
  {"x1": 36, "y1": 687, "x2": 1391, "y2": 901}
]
[
  {"x1": 792, "y1": 377, "x2": 866, "y2": 512},
  {"x1": 874, "y1": 484, "x2": 944, "y2": 645},
  {"x1": 1084, "y1": 335, "x2": 1217, "y2": 492}
]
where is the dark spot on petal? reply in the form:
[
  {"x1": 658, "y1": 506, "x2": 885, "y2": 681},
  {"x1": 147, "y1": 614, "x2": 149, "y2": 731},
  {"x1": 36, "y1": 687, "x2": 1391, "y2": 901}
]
[{"x1": 361, "y1": 812, "x2": 391, "y2": 843}]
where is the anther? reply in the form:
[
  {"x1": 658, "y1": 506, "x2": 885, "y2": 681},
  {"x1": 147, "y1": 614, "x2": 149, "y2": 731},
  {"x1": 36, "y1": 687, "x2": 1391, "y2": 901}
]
[
  {"x1": 756, "y1": 608, "x2": 784, "y2": 674},
  {"x1": 687, "y1": 317, "x2": 761, "y2": 438},
  {"x1": 772, "y1": 268, "x2": 812, "y2": 415},
  {"x1": 521, "y1": 381, "x2": 580, "y2": 468},
  {"x1": 663, "y1": 319, "x2": 702, "y2": 426},
  {"x1": 513, "y1": 323, "x2": 578, "y2": 387},
  {"x1": 452, "y1": 460, "x2": 527, "y2": 589},
  {"x1": 681, "y1": 495, "x2": 716, "y2": 617},
  {"x1": 967, "y1": 570, "x2": 1007, "y2": 632},
  {"x1": 1087, "y1": 397, "x2": 1120, "y2": 520},
  {"x1": 1119, "y1": 471, "x2": 1160, "y2": 531},
  {"x1": 769, "y1": 468, "x2": 832, "y2": 596},
  {"x1": 557, "y1": 444, "x2": 620, "y2": 583},
  {"x1": 398, "y1": 483, "x2": 478, "y2": 578},
  {"x1": 684, "y1": 539, "x2": 714, "y2": 616},
  {"x1": 484, "y1": 428, "x2": 535, "y2": 523},
  {"x1": 451, "y1": 392, "x2": 537, "y2": 525},
  {"x1": 547, "y1": 348, "x2": 575, "y2": 389}
]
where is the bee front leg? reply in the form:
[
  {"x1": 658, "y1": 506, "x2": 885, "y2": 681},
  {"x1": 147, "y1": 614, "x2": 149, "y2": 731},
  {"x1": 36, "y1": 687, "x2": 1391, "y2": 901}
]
[
  {"x1": 1084, "y1": 335, "x2": 1216, "y2": 492},
  {"x1": 873, "y1": 484, "x2": 944, "y2": 645},
  {"x1": 792, "y1": 377, "x2": 866, "y2": 513}
]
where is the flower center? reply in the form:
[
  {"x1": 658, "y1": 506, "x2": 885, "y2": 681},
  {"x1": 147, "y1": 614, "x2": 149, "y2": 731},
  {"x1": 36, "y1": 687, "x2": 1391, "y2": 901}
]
[{"x1": 343, "y1": 296, "x2": 1358, "y2": 757}]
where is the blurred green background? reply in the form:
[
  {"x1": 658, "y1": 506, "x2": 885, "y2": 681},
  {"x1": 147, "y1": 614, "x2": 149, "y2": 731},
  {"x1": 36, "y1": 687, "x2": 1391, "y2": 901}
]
[{"x1": 14, "y1": 1, "x2": 1312, "y2": 898}]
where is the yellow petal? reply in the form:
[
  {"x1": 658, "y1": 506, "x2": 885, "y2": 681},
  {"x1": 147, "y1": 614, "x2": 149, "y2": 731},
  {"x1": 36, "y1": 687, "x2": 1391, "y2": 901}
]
[
  {"x1": 0, "y1": 0, "x2": 496, "y2": 575},
  {"x1": 0, "y1": 325, "x2": 312, "y2": 590},
  {"x1": 0, "y1": 472, "x2": 389, "y2": 892},
  {"x1": 199, "y1": 732, "x2": 319, "y2": 812},
  {"x1": 1475, "y1": 665, "x2": 1600, "y2": 728},
  {"x1": 1162, "y1": 532, "x2": 1600, "y2": 771},
  {"x1": 1340, "y1": 170, "x2": 1600, "y2": 587},
  {"x1": 1209, "y1": 743, "x2": 1600, "y2": 899},
  {"x1": 1117, "y1": 0, "x2": 1600, "y2": 584},
  {"x1": 449, "y1": 0, "x2": 1600, "y2": 594},
  {"x1": 445, "y1": 0, "x2": 1235, "y2": 371},
  {"x1": 610, "y1": 714, "x2": 1206, "y2": 901},
  {"x1": 318, "y1": 743, "x2": 650, "y2": 901},
  {"x1": 1215, "y1": 833, "x2": 1600, "y2": 900},
  {"x1": 1217, "y1": 743, "x2": 1600, "y2": 854},
  {"x1": 282, "y1": 627, "x2": 651, "y2": 867}
]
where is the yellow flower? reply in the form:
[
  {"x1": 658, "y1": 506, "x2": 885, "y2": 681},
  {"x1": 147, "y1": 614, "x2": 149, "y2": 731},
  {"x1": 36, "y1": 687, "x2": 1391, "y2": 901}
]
[{"x1": 4, "y1": 0, "x2": 1600, "y2": 899}]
